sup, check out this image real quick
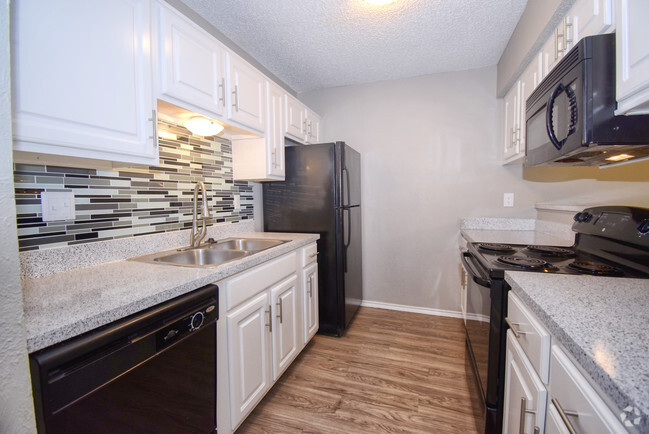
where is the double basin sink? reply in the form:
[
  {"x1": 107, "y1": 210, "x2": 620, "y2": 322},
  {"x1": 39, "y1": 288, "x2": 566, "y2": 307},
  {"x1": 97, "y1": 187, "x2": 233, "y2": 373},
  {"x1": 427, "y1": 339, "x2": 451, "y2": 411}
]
[{"x1": 131, "y1": 238, "x2": 288, "y2": 268}]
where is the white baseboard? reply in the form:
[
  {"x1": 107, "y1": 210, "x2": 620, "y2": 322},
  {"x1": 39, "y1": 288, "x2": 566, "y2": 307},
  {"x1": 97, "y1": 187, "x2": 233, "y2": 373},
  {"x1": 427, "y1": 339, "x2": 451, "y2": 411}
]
[{"x1": 360, "y1": 300, "x2": 463, "y2": 319}]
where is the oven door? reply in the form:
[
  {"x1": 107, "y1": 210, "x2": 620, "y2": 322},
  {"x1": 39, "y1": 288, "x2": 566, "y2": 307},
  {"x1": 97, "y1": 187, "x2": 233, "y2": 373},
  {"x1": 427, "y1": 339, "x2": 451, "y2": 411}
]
[{"x1": 461, "y1": 251, "x2": 492, "y2": 402}]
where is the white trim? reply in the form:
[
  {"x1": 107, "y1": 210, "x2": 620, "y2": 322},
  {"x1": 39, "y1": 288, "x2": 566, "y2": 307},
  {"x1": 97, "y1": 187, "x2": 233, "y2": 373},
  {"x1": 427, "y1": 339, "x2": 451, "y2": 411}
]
[{"x1": 360, "y1": 300, "x2": 463, "y2": 319}]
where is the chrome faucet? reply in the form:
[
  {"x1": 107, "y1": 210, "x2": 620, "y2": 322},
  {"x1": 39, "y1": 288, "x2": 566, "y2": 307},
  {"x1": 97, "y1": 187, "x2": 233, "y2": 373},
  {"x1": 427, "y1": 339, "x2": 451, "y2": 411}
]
[{"x1": 189, "y1": 181, "x2": 212, "y2": 248}]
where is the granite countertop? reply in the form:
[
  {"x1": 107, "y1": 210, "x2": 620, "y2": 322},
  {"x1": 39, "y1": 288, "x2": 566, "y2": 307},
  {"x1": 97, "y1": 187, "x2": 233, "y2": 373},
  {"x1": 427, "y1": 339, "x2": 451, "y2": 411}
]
[
  {"x1": 506, "y1": 272, "x2": 649, "y2": 433},
  {"x1": 22, "y1": 232, "x2": 319, "y2": 353},
  {"x1": 459, "y1": 217, "x2": 574, "y2": 246}
]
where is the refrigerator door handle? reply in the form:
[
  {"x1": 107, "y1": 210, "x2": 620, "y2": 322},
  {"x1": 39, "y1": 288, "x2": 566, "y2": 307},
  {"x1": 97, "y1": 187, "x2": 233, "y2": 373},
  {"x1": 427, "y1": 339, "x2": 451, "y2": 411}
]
[
  {"x1": 342, "y1": 167, "x2": 351, "y2": 207},
  {"x1": 343, "y1": 206, "x2": 352, "y2": 273}
]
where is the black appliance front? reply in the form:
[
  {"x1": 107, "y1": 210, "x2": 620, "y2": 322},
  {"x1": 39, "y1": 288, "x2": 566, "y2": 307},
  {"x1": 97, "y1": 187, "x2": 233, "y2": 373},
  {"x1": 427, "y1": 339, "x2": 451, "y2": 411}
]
[
  {"x1": 525, "y1": 33, "x2": 649, "y2": 167},
  {"x1": 461, "y1": 251, "x2": 507, "y2": 434},
  {"x1": 263, "y1": 142, "x2": 362, "y2": 336},
  {"x1": 30, "y1": 284, "x2": 218, "y2": 434}
]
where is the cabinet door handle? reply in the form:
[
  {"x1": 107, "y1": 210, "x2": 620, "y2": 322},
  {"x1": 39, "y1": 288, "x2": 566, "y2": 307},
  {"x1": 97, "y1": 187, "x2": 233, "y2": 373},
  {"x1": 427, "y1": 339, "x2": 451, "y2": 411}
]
[
  {"x1": 309, "y1": 252, "x2": 319, "y2": 258},
  {"x1": 303, "y1": 118, "x2": 307, "y2": 135},
  {"x1": 505, "y1": 317, "x2": 528, "y2": 338},
  {"x1": 219, "y1": 77, "x2": 226, "y2": 108},
  {"x1": 265, "y1": 307, "x2": 272, "y2": 332},
  {"x1": 148, "y1": 110, "x2": 158, "y2": 148},
  {"x1": 232, "y1": 85, "x2": 239, "y2": 112},
  {"x1": 276, "y1": 299, "x2": 283, "y2": 324},
  {"x1": 518, "y1": 397, "x2": 537, "y2": 434},
  {"x1": 307, "y1": 277, "x2": 313, "y2": 297},
  {"x1": 552, "y1": 398, "x2": 578, "y2": 434}
]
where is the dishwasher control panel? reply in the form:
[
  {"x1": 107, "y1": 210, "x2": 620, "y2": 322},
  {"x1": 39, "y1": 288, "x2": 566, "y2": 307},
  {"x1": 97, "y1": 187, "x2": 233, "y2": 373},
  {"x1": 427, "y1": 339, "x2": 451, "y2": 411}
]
[{"x1": 156, "y1": 299, "x2": 218, "y2": 350}]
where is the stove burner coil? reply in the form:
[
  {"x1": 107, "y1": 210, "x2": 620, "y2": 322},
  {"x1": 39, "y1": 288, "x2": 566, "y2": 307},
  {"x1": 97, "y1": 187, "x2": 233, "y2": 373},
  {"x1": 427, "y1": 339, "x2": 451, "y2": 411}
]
[
  {"x1": 568, "y1": 261, "x2": 623, "y2": 276},
  {"x1": 497, "y1": 256, "x2": 550, "y2": 269},
  {"x1": 478, "y1": 243, "x2": 514, "y2": 252},
  {"x1": 527, "y1": 245, "x2": 575, "y2": 257}
]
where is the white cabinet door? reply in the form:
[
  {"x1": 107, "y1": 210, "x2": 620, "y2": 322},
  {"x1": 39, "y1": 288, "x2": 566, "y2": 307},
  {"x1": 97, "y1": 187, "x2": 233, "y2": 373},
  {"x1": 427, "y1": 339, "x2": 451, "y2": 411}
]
[
  {"x1": 503, "y1": 331, "x2": 547, "y2": 434},
  {"x1": 285, "y1": 94, "x2": 307, "y2": 142},
  {"x1": 616, "y1": 0, "x2": 649, "y2": 114},
  {"x1": 570, "y1": 0, "x2": 614, "y2": 44},
  {"x1": 271, "y1": 275, "x2": 298, "y2": 381},
  {"x1": 227, "y1": 292, "x2": 271, "y2": 429},
  {"x1": 503, "y1": 81, "x2": 521, "y2": 164},
  {"x1": 549, "y1": 345, "x2": 628, "y2": 434},
  {"x1": 518, "y1": 59, "x2": 540, "y2": 161},
  {"x1": 302, "y1": 262, "x2": 319, "y2": 344},
  {"x1": 227, "y1": 53, "x2": 266, "y2": 133},
  {"x1": 266, "y1": 81, "x2": 285, "y2": 178},
  {"x1": 11, "y1": 0, "x2": 157, "y2": 166},
  {"x1": 156, "y1": 2, "x2": 226, "y2": 118},
  {"x1": 305, "y1": 110, "x2": 321, "y2": 144}
]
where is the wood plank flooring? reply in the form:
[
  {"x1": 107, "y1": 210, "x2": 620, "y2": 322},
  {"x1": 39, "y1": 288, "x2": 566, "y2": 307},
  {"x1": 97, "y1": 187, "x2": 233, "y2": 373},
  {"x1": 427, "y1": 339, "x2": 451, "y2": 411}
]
[{"x1": 236, "y1": 307, "x2": 484, "y2": 433}]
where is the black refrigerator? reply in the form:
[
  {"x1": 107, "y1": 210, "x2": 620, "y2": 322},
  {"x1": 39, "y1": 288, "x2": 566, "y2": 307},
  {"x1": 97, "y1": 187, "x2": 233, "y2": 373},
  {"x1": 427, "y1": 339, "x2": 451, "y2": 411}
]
[{"x1": 263, "y1": 142, "x2": 362, "y2": 336}]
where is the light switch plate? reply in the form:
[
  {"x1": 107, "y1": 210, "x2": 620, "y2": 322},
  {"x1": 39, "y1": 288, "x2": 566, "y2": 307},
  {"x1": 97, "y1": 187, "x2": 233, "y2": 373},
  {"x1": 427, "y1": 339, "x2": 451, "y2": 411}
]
[
  {"x1": 503, "y1": 193, "x2": 514, "y2": 207},
  {"x1": 233, "y1": 194, "x2": 241, "y2": 210},
  {"x1": 41, "y1": 191, "x2": 76, "y2": 221}
]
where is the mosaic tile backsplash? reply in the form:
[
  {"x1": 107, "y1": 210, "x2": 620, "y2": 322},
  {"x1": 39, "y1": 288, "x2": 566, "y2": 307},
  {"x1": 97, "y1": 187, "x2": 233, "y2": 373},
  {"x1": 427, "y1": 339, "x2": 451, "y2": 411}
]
[{"x1": 14, "y1": 119, "x2": 254, "y2": 251}]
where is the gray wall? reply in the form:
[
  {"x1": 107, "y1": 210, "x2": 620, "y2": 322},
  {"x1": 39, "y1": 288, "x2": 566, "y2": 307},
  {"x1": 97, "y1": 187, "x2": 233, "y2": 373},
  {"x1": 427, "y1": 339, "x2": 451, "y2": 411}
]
[
  {"x1": 0, "y1": 0, "x2": 37, "y2": 431},
  {"x1": 496, "y1": 0, "x2": 576, "y2": 96},
  {"x1": 301, "y1": 67, "x2": 649, "y2": 313}
]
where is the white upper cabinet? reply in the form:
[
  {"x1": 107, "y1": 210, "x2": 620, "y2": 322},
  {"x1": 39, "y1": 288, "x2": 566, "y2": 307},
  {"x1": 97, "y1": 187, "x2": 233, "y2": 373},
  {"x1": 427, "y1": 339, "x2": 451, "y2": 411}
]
[
  {"x1": 227, "y1": 53, "x2": 266, "y2": 134},
  {"x1": 570, "y1": 0, "x2": 614, "y2": 44},
  {"x1": 285, "y1": 94, "x2": 307, "y2": 142},
  {"x1": 11, "y1": 0, "x2": 158, "y2": 166},
  {"x1": 305, "y1": 109, "x2": 321, "y2": 144},
  {"x1": 616, "y1": 0, "x2": 649, "y2": 114},
  {"x1": 232, "y1": 80, "x2": 285, "y2": 181},
  {"x1": 155, "y1": 2, "x2": 226, "y2": 119},
  {"x1": 503, "y1": 81, "x2": 521, "y2": 164}
]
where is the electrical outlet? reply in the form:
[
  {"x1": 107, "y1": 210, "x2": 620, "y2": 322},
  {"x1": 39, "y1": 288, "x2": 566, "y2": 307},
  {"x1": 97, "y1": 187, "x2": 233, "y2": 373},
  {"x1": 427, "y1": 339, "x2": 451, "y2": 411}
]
[
  {"x1": 233, "y1": 194, "x2": 240, "y2": 210},
  {"x1": 503, "y1": 193, "x2": 514, "y2": 207},
  {"x1": 42, "y1": 191, "x2": 76, "y2": 221}
]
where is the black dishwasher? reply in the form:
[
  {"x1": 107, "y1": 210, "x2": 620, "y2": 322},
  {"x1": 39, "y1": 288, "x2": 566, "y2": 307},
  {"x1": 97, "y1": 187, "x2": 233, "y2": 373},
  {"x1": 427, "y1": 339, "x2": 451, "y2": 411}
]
[{"x1": 30, "y1": 284, "x2": 218, "y2": 434}]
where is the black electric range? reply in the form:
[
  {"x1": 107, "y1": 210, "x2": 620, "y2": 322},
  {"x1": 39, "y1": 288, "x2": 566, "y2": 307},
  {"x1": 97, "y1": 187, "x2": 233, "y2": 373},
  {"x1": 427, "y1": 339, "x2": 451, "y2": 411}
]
[{"x1": 461, "y1": 206, "x2": 649, "y2": 434}]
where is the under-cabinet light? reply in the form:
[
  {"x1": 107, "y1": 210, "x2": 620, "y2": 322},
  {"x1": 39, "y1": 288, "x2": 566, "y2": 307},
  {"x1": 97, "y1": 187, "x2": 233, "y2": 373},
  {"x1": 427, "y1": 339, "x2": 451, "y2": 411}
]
[
  {"x1": 185, "y1": 117, "x2": 224, "y2": 137},
  {"x1": 605, "y1": 153, "x2": 634, "y2": 162}
]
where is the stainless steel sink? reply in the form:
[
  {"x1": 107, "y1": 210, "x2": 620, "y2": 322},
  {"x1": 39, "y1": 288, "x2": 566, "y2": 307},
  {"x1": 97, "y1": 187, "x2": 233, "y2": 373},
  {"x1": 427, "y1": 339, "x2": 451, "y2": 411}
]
[
  {"x1": 208, "y1": 238, "x2": 286, "y2": 252},
  {"x1": 129, "y1": 237, "x2": 288, "y2": 268},
  {"x1": 153, "y1": 248, "x2": 247, "y2": 267}
]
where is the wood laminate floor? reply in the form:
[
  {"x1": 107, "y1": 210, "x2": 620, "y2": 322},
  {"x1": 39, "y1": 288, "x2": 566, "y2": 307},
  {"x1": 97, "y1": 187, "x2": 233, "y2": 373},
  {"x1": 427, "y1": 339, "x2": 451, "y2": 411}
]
[{"x1": 237, "y1": 307, "x2": 484, "y2": 433}]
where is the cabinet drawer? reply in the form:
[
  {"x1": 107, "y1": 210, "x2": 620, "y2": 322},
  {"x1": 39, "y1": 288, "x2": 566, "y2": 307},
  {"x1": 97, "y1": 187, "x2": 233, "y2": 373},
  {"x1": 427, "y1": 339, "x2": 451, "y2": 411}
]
[
  {"x1": 549, "y1": 345, "x2": 627, "y2": 433},
  {"x1": 301, "y1": 243, "x2": 318, "y2": 267},
  {"x1": 225, "y1": 252, "x2": 297, "y2": 310},
  {"x1": 507, "y1": 292, "x2": 551, "y2": 383}
]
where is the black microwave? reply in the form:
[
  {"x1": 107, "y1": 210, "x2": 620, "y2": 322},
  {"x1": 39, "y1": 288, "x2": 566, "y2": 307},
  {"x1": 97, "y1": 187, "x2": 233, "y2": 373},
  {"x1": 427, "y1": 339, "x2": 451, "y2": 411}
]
[{"x1": 525, "y1": 33, "x2": 649, "y2": 167}]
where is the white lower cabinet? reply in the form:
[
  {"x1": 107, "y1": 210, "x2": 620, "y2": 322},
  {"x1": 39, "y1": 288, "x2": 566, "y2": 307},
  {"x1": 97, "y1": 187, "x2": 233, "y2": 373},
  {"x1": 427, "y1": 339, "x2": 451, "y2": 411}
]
[
  {"x1": 503, "y1": 331, "x2": 547, "y2": 434},
  {"x1": 547, "y1": 345, "x2": 627, "y2": 434},
  {"x1": 504, "y1": 292, "x2": 628, "y2": 434},
  {"x1": 270, "y1": 275, "x2": 298, "y2": 381},
  {"x1": 302, "y1": 261, "x2": 319, "y2": 344},
  {"x1": 218, "y1": 244, "x2": 319, "y2": 433}
]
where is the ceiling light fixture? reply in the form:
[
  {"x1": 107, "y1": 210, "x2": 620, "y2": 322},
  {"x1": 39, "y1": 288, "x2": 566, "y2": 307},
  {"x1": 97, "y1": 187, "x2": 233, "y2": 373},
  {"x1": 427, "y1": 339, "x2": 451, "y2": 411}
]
[
  {"x1": 184, "y1": 117, "x2": 224, "y2": 137},
  {"x1": 363, "y1": 0, "x2": 396, "y2": 5}
]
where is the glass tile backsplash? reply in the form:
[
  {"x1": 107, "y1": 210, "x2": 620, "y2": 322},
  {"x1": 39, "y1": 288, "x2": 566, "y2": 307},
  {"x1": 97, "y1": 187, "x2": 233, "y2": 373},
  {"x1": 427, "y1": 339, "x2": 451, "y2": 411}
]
[{"x1": 14, "y1": 119, "x2": 253, "y2": 251}]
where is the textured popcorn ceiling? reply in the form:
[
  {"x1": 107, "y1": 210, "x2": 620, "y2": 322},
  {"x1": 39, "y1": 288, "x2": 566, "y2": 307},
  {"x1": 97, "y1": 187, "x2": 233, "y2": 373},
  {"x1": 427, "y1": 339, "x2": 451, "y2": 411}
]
[{"x1": 179, "y1": 0, "x2": 528, "y2": 93}]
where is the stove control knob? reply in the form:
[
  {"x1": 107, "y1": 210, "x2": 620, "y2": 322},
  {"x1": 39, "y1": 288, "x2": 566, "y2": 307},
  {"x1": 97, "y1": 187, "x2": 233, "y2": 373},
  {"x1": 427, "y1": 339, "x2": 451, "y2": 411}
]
[
  {"x1": 574, "y1": 212, "x2": 592, "y2": 223},
  {"x1": 638, "y1": 219, "x2": 649, "y2": 234}
]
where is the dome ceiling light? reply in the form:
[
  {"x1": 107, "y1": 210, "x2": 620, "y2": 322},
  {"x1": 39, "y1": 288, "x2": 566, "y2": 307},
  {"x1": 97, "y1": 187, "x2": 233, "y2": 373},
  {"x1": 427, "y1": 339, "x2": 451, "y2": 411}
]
[{"x1": 184, "y1": 116, "x2": 224, "y2": 137}]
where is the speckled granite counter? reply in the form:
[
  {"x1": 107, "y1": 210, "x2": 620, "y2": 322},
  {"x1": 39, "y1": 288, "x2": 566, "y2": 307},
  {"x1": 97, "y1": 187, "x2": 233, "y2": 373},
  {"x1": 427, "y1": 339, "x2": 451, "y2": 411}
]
[
  {"x1": 460, "y1": 217, "x2": 574, "y2": 246},
  {"x1": 506, "y1": 271, "x2": 649, "y2": 433},
  {"x1": 22, "y1": 232, "x2": 319, "y2": 353}
]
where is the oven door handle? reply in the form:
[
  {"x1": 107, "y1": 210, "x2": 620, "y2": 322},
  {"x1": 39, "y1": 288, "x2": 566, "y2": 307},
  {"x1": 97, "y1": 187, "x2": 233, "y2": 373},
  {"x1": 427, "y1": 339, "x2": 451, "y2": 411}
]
[{"x1": 461, "y1": 251, "x2": 492, "y2": 288}]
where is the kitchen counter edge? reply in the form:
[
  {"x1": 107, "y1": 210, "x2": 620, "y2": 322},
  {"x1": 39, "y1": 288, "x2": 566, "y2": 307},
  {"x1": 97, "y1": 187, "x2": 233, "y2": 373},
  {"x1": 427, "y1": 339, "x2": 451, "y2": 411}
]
[{"x1": 23, "y1": 232, "x2": 319, "y2": 354}]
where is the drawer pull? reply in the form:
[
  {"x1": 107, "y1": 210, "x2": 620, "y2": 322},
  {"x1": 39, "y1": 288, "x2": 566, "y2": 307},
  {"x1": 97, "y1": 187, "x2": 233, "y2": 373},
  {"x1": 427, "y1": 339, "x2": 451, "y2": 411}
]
[
  {"x1": 309, "y1": 252, "x2": 319, "y2": 258},
  {"x1": 519, "y1": 397, "x2": 537, "y2": 434},
  {"x1": 552, "y1": 398, "x2": 578, "y2": 434},
  {"x1": 505, "y1": 317, "x2": 528, "y2": 338}
]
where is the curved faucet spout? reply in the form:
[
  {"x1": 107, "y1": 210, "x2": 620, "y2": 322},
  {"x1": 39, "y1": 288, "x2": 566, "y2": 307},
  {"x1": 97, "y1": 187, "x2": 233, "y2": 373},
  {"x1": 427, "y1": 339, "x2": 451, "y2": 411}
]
[{"x1": 190, "y1": 181, "x2": 212, "y2": 248}]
